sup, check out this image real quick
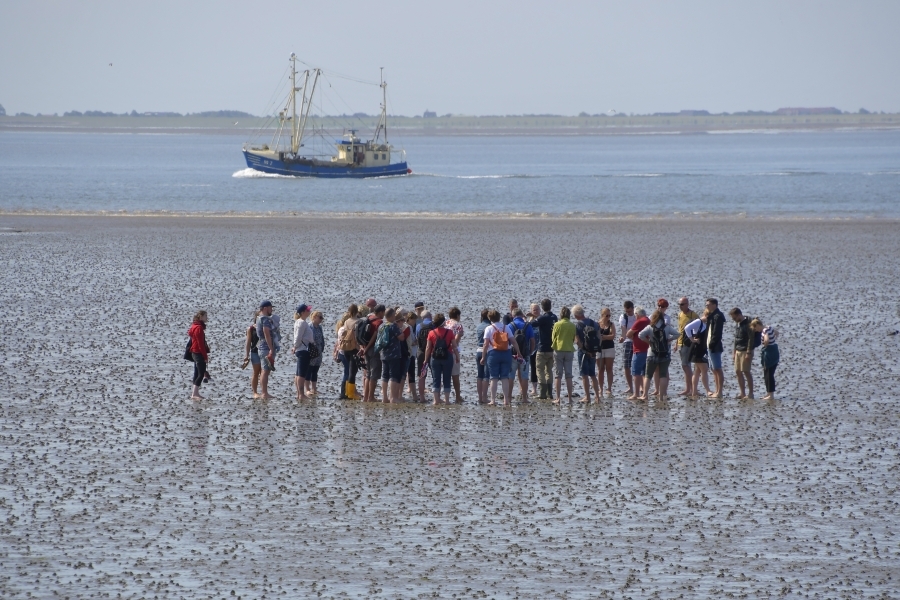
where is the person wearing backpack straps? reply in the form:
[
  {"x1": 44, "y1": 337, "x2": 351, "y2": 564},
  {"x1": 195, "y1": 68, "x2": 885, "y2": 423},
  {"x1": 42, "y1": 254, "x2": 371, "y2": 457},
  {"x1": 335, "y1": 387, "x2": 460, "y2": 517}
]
[
  {"x1": 527, "y1": 304, "x2": 541, "y2": 397},
  {"x1": 573, "y1": 304, "x2": 602, "y2": 404},
  {"x1": 729, "y1": 307, "x2": 755, "y2": 399},
  {"x1": 378, "y1": 307, "x2": 410, "y2": 403},
  {"x1": 243, "y1": 310, "x2": 262, "y2": 399},
  {"x1": 506, "y1": 308, "x2": 535, "y2": 404},
  {"x1": 479, "y1": 309, "x2": 522, "y2": 406},
  {"x1": 535, "y1": 298, "x2": 558, "y2": 400},
  {"x1": 551, "y1": 306, "x2": 577, "y2": 405},
  {"x1": 424, "y1": 313, "x2": 459, "y2": 404},
  {"x1": 415, "y1": 311, "x2": 434, "y2": 402},
  {"x1": 474, "y1": 309, "x2": 492, "y2": 404},
  {"x1": 336, "y1": 304, "x2": 360, "y2": 399},
  {"x1": 187, "y1": 310, "x2": 209, "y2": 400},
  {"x1": 360, "y1": 304, "x2": 386, "y2": 402},
  {"x1": 685, "y1": 309, "x2": 712, "y2": 399},
  {"x1": 404, "y1": 311, "x2": 421, "y2": 402},
  {"x1": 618, "y1": 301, "x2": 637, "y2": 396},
  {"x1": 637, "y1": 309, "x2": 678, "y2": 402},
  {"x1": 291, "y1": 304, "x2": 314, "y2": 402}
]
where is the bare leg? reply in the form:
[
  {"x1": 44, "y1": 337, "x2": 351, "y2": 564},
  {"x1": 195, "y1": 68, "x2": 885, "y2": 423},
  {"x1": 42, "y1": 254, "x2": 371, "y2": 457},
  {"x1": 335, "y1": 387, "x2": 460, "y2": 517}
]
[
  {"x1": 623, "y1": 368, "x2": 633, "y2": 395},
  {"x1": 736, "y1": 371, "x2": 747, "y2": 399},
  {"x1": 297, "y1": 376, "x2": 308, "y2": 401},
  {"x1": 501, "y1": 378, "x2": 513, "y2": 407},
  {"x1": 251, "y1": 365, "x2": 261, "y2": 397},
  {"x1": 259, "y1": 370, "x2": 271, "y2": 399},
  {"x1": 518, "y1": 375, "x2": 530, "y2": 403},
  {"x1": 712, "y1": 369, "x2": 724, "y2": 398},
  {"x1": 659, "y1": 376, "x2": 669, "y2": 401},
  {"x1": 580, "y1": 377, "x2": 591, "y2": 403},
  {"x1": 553, "y1": 377, "x2": 562, "y2": 404},
  {"x1": 745, "y1": 372, "x2": 754, "y2": 399},
  {"x1": 680, "y1": 363, "x2": 692, "y2": 395},
  {"x1": 489, "y1": 378, "x2": 500, "y2": 405},
  {"x1": 565, "y1": 377, "x2": 574, "y2": 403},
  {"x1": 452, "y1": 374, "x2": 462, "y2": 402}
]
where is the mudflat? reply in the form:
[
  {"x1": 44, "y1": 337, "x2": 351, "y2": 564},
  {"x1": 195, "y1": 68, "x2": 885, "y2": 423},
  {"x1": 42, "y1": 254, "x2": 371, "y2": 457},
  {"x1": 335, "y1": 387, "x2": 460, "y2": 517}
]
[{"x1": 2, "y1": 215, "x2": 899, "y2": 598}]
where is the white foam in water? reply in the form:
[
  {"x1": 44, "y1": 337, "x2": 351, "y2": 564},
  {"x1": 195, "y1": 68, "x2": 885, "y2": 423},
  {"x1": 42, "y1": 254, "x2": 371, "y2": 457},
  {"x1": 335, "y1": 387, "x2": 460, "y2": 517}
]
[{"x1": 232, "y1": 168, "x2": 292, "y2": 179}]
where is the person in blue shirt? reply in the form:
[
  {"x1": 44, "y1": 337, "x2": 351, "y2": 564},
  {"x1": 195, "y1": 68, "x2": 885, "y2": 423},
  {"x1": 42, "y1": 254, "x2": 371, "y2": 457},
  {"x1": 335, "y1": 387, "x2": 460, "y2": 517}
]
[
  {"x1": 414, "y1": 312, "x2": 433, "y2": 401},
  {"x1": 506, "y1": 309, "x2": 536, "y2": 403}
]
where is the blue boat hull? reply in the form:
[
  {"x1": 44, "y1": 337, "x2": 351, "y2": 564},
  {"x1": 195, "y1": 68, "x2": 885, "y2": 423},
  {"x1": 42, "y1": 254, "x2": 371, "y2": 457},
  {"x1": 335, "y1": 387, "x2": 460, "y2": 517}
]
[{"x1": 243, "y1": 151, "x2": 409, "y2": 178}]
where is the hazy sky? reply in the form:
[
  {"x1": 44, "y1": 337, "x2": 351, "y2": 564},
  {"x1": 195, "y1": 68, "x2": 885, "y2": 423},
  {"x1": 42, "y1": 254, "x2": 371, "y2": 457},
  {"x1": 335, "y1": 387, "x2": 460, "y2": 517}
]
[{"x1": 2, "y1": 0, "x2": 898, "y2": 116}]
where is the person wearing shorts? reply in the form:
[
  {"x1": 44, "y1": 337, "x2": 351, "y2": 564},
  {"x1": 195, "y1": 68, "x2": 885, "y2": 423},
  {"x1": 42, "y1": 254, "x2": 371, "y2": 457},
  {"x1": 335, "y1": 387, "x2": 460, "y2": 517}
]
[
  {"x1": 256, "y1": 300, "x2": 278, "y2": 400},
  {"x1": 625, "y1": 307, "x2": 651, "y2": 401},
  {"x1": 551, "y1": 306, "x2": 576, "y2": 404},
  {"x1": 573, "y1": 304, "x2": 600, "y2": 404},
  {"x1": 729, "y1": 307, "x2": 754, "y2": 399},
  {"x1": 379, "y1": 308, "x2": 410, "y2": 403},
  {"x1": 705, "y1": 298, "x2": 726, "y2": 398},
  {"x1": 445, "y1": 307, "x2": 465, "y2": 403},
  {"x1": 618, "y1": 301, "x2": 636, "y2": 395},
  {"x1": 675, "y1": 297, "x2": 699, "y2": 397},
  {"x1": 243, "y1": 311, "x2": 262, "y2": 398},
  {"x1": 535, "y1": 298, "x2": 558, "y2": 399},
  {"x1": 480, "y1": 310, "x2": 519, "y2": 406},
  {"x1": 475, "y1": 309, "x2": 491, "y2": 404},
  {"x1": 597, "y1": 307, "x2": 616, "y2": 397},
  {"x1": 685, "y1": 311, "x2": 711, "y2": 397},
  {"x1": 507, "y1": 309, "x2": 535, "y2": 402}
]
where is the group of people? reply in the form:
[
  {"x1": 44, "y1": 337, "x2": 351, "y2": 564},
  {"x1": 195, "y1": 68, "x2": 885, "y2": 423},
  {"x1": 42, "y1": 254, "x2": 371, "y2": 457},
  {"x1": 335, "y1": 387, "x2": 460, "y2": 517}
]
[{"x1": 187, "y1": 296, "x2": 781, "y2": 404}]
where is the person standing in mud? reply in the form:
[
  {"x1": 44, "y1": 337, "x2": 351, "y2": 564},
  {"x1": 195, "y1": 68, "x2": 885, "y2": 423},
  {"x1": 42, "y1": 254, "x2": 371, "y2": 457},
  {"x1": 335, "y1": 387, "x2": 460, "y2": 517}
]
[
  {"x1": 618, "y1": 301, "x2": 637, "y2": 396},
  {"x1": 188, "y1": 310, "x2": 209, "y2": 400},
  {"x1": 256, "y1": 300, "x2": 277, "y2": 400},
  {"x1": 705, "y1": 298, "x2": 726, "y2": 399},
  {"x1": 243, "y1": 310, "x2": 262, "y2": 398}
]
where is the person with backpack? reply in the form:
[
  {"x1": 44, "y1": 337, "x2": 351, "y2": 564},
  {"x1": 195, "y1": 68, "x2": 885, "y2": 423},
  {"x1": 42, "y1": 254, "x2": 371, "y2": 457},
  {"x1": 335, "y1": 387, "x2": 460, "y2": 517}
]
[
  {"x1": 479, "y1": 310, "x2": 522, "y2": 406},
  {"x1": 358, "y1": 304, "x2": 386, "y2": 402},
  {"x1": 618, "y1": 301, "x2": 637, "y2": 396},
  {"x1": 415, "y1": 311, "x2": 434, "y2": 402},
  {"x1": 573, "y1": 305, "x2": 601, "y2": 404},
  {"x1": 705, "y1": 298, "x2": 727, "y2": 399},
  {"x1": 535, "y1": 298, "x2": 558, "y2": 400},
  {"x1": 291, "y1": 304, "x2": 314, "y2": 402},
  {"x1": 625, "y1": 307, "x2": 651, "y2": 401},
  {"x1": 638, "y1": 309, "x2": 678, "y2": 401},
  {"x1": 256, "y1": 300, "x2": 278, "y2": 400},
  {"x1": 596, "y1": 308, "x2": 616, "y2": 398},
  {"x1": 674, "y1": 297, "x2": 700, "y2": 397},
  {"x1": 729, "y1": 307, "x2": 755, "y2": 399},
  {"x1": 684, "y1": 309, "x2": 712, "y2": 398},
  {"x1": 445, "y1": 307, "x2": 466, "y2": 403},
  {"x1": 475, "y1": 309, "x2": 491, "y2": 404},
  {"x1": 377, "y1": 307, "x2": 410, "y2": 403},
  {"x1": 506, "y1": 309, "x2": 535, "y2": 403},
  {"x1": 527, "y1": 304, "x2": 541, "y2": 397},
  {"x1": 551, "y1": 306, "x2": 577, "y2": 405},
  {"x1": 336, "y1": 304, "x2": 360, "y2": 399},
  {"x1": 187, "y1": 310, "x2": 209, "y2": 400},
  {"x1": 424, "y1": 313, "x2": 459, "y2": 404},
  {"x1": 753, "y1": 318, "x2": 780, "y2": 400},
  {"x1": 242, "y1": 310, "x2": 261, "y2": 398}
]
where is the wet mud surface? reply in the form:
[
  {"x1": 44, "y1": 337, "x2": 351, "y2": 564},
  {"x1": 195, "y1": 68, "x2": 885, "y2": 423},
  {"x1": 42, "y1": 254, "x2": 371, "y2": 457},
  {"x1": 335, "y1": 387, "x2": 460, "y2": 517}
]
[{"x1": 2, "y1": 216, "x2": 899, "y2": 598}]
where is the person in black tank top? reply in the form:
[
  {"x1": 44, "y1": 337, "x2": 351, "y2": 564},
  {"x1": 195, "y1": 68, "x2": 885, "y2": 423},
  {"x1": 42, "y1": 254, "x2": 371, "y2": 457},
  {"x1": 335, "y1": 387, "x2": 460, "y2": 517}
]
[{"x1": 243, "y1": 311, "x2": 262, "y2": 398}]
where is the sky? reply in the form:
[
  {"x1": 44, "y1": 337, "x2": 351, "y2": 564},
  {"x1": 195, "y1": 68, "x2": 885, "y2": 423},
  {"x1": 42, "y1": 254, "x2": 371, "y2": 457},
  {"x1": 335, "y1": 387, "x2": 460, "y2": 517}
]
[{"x1": 1, "y1": 0, "x2": 899, "y2": 117}]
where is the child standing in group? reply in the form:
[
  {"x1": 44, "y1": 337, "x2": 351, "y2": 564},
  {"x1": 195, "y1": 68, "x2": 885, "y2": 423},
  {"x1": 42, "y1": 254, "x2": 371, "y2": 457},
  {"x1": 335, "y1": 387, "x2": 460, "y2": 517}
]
[{"x1": 753, "y1": 318, "x2": 780, "y2": 400}]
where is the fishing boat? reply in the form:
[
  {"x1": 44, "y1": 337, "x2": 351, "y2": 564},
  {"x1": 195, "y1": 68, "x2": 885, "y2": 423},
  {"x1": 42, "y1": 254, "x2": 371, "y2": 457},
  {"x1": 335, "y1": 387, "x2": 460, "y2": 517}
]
[{"x1": 242, "y1": 54, "x2": 410, "y2": 178}]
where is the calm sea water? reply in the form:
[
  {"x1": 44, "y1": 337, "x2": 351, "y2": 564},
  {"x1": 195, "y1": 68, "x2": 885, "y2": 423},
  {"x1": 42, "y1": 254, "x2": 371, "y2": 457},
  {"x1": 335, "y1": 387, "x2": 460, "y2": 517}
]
[{"x1": 1, "y1": 129, "x2": 899, "y2": 217}]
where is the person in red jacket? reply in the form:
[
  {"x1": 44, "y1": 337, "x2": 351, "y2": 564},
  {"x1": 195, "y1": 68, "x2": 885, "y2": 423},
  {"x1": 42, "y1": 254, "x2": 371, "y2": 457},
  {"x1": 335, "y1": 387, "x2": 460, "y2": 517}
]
[{"x1": 188, "y1": 311, "x2": 210, "y2": 400}]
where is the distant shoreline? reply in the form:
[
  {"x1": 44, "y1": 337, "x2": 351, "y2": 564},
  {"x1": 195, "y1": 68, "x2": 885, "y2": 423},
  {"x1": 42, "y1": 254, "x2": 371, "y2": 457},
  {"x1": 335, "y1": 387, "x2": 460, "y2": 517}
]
[{"x1": 2, "y1": 113, "x2": 898, "y2": 136}]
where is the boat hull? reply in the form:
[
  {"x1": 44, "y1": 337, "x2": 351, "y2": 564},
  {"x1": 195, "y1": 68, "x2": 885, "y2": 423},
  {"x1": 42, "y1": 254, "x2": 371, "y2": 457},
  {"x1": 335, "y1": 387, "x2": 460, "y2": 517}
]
[{"x1": 243, "y1": 151, "x2": 409, "y2": 178}]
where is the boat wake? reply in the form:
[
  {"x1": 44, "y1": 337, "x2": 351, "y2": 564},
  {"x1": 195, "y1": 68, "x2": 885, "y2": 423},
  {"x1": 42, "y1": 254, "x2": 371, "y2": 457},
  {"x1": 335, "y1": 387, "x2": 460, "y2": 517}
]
[{"x1": 232, "y1": 168, "x2": 293, "y2": 179}]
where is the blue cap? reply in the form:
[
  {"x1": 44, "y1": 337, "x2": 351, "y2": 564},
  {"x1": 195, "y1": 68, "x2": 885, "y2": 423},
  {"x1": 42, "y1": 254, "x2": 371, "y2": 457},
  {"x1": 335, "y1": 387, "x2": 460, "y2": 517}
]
[
  {"x1": 259, "y1": 300, "x2": 273, "y2": 309},
  {"x1": 297, "y1": 303, "x2": 312, "y2": 314}
]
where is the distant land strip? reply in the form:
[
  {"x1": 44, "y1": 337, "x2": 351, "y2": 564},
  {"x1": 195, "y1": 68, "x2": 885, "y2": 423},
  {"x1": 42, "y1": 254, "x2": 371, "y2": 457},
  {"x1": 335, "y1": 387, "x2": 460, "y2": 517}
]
[{"x1": 1, "y1": 111, "x2": 898, "y2": 136}]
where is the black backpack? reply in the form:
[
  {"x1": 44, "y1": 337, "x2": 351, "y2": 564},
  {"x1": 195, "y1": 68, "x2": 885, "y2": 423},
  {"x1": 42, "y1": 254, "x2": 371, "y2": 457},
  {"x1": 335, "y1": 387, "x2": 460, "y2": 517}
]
[
  {"x1": 417, "y1": 322, "x2": 435, "y2": 352},
  {"x1": 513, "y1": 322, "x2": 529, "y2": 357},
  {"x1": 649, "y1": 325, "x2": 670, "y2": 359},
  {"x1": 582, "y1": 320, "x2": 601, "y2": 353},
  {"x1": 355, "y1": 317, "x2": 373, "y2": 347},
  {"x1": 432, "y1": 329, "x2": 449, "y2": 360}
]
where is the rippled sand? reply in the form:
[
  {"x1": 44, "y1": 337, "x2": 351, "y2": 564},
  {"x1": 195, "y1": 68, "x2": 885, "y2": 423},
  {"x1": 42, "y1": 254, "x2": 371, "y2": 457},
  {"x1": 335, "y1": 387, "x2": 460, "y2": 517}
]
[{"x1": 2, "y1": 215, "x2": 899, "y2": 598}]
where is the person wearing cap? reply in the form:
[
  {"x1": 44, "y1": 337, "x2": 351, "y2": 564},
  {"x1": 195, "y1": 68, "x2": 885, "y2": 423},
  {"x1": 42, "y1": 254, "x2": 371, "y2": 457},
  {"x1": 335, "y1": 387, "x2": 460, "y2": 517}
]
[
  {"x1": 291, "y1": 304, "x2": 314, "y2": 401},
  {"x1": 187, "y1": 310, "x2": 209, "y2": 400},
  {"x1": 648, "y1": 299, "x2": 673, "y2": 396},
  {"x1": 256, "y1": 300, "x2": 278, "y2": 400},
  {"x1": 705, "y1": 298, "x2": 727, "y2": 399},
  {"x1": 366, "y1": 298, "x2": 378, "y2": 310},
  {"x1": 414, "y1": 302, "x2": 426, "y2": 329}
]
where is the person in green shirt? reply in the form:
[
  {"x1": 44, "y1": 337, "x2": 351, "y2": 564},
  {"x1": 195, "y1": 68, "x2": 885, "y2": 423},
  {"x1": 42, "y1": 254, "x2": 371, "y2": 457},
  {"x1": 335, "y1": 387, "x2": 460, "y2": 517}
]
[{"x1": 551, "y1": 306, "x2": 577, "y2": 404}]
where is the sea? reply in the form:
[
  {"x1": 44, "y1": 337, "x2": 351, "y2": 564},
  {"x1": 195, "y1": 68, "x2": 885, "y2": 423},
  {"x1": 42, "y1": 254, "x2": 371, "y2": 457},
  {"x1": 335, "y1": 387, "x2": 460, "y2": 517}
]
[{"x1": 1, "y1": 128, "x2": 899, "y2": 217}]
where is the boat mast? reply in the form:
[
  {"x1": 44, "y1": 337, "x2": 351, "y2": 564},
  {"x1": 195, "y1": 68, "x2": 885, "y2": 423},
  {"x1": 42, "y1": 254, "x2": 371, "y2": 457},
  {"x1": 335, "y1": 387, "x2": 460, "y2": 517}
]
[
  {"x1": 297, "y1": 68, "x2": 320, "y2": 152},
  {"x1": 373, "y1": 67, "x2": 389, "y2": 145},
  {"x1": 290, "y1": 53, "x2": 298, "y2": 154}
]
